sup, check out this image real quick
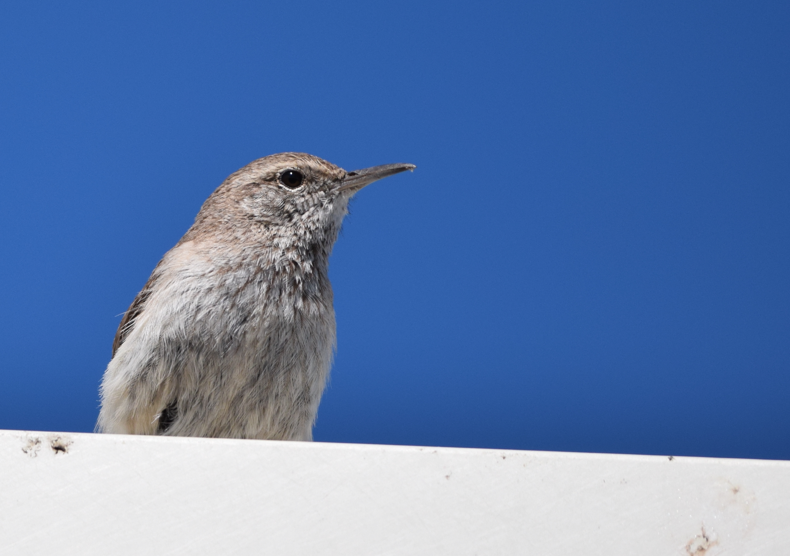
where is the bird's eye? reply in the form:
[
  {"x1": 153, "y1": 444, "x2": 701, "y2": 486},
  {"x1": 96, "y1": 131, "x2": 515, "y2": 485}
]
[{"x1": 279, "y1": 169, "x2": 304, "y2": 189}]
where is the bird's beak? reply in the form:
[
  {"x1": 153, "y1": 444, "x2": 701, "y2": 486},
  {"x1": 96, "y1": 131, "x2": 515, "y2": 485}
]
[{"x1": 336, "y1": 163, "x2": 416, "y2": 193}]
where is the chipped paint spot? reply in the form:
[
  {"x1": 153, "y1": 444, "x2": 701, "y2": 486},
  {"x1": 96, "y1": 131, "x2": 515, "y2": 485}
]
[
  {"x1": 685, "y1": 526, "x2": 718, "y2": 555},
  {"x1": 48, "y1": 435, "x2": 73, "y2": 455},
  {"x1": 21, "y1": 436, "x2": 41, "y2": 457}
]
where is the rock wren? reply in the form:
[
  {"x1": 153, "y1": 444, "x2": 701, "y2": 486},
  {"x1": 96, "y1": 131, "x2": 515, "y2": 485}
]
[{"x1": 97, "y1": 152, "x2": 415, "y2": 441}]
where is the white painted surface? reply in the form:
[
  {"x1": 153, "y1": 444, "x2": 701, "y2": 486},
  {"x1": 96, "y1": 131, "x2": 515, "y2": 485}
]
[{"x1": 1, "y1": 430, "x2": 788, "y2": 555}]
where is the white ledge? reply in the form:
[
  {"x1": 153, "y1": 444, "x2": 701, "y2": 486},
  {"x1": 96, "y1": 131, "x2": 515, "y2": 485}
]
[{"x1": 1, "y1": 429, "x2": 789, "y2": 555}]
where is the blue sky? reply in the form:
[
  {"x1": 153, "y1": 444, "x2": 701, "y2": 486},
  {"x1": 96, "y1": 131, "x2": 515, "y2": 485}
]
[{"x1": 1, "y1": 2, "x2": 788, "y2": 459}]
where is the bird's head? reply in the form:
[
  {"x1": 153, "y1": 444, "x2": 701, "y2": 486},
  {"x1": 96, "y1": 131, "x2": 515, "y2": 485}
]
[{"x1": 188, "y1": 152, "x2": 415, "y2": 247}]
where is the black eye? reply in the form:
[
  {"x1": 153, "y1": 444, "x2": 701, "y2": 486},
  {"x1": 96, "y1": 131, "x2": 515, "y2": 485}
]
[{"x1": 279, "y1": 169, "x2": 304, "y2": 189}]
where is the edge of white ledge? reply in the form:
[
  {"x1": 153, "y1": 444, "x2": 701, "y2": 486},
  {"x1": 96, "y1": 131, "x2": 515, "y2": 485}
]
[{"x1": 2, "y1": 429, "x2": 789, "y2": 555}]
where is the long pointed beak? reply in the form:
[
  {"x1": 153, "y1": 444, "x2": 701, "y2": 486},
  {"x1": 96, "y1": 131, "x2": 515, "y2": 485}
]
[{"x1": 336, "y1": 162, "x2": 416, "y2": 193}]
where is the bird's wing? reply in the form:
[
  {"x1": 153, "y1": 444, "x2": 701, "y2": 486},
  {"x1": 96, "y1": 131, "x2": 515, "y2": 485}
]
[{"x1": 112, "y1": 264, "x2": 163, "y2": 357}]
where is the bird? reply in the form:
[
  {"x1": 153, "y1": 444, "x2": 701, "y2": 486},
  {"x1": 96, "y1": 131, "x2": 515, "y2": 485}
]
[{"x1": 96, "y1": 152, "x2": 415, "y2": 441}]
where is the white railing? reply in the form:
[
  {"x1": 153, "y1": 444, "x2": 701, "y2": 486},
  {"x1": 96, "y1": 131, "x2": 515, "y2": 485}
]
[{"x1": 1, "y1": 429, "x2": 788, "y2": 554}]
